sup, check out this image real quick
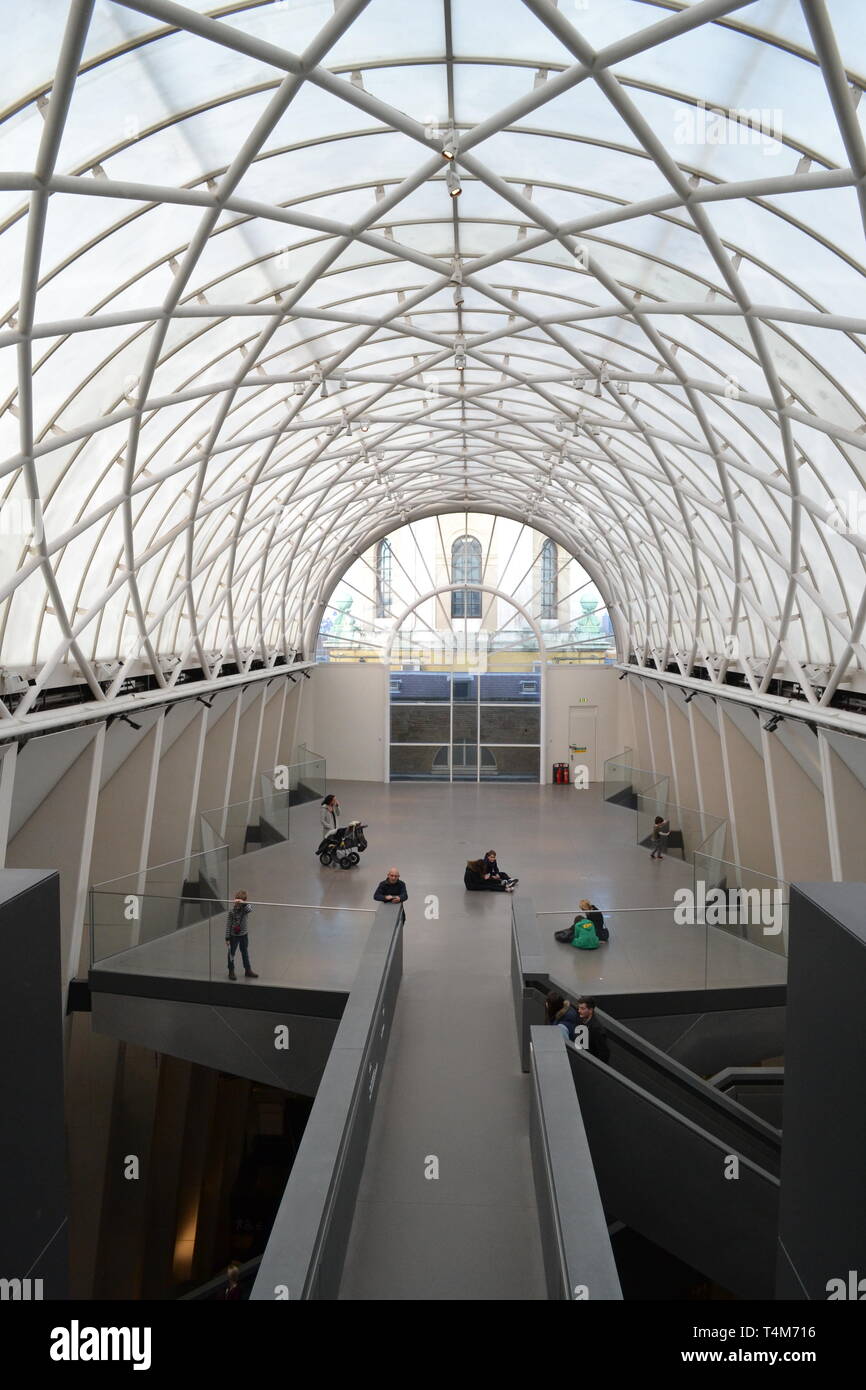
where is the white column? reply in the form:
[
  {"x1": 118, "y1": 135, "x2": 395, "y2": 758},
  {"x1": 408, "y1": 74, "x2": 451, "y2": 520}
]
[
  {"x1": 715, "y1": 706, "x2": 741, "y2": 871},
  {"x1": 68, "y1": 723, "x2": 106, "y2": 999},
  {"x1": 135, "y1": 711, "x2": 166, "y2": 899},
  {"x1": 687, "y1": 700, "x2": 706, "y2": 821},
  {"x1": 817, "y1": 731, "x2": 843, "y2": 882},
  {"x1": 758, "y1": 725, "x2": 786, "y2": 884},
  {"x1": 183, "y1": 704, "x2": 210, "y2": 873},
  {"x1": 270, "y1": 678, "x2": 289, "y2": 775},
  {"x1": 219, "y1": 691, "x2": 244, "y2": 840},
  {"x1": 661, "y1": 687, "x2": 681, "y2": 807},
  {"x1": 640, "y1": 679, "x2": 657, "y2": 769},
  {"x1": 245, "y1": 684, "x2": 268, "y2": 811}
]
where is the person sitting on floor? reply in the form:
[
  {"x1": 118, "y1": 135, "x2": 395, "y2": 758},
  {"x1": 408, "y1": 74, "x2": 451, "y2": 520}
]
[
  {"x1": 576, "y1": 996, "x2": 610, "y2": 1063},
  {"x1": 464, "y1": 857, "x2": 515, "y2": 892},
  {"x1": 578, "y1": 898, "x2": 608, "y2": 942},
  {"x1": 544, "y1": 991, "x2": 579, "y2": 1041},
  {"x1": 481, "y1": 849, "x2": 519, "y2": 892},
  {"x1": 464, "y1": 858, "x2": 488, "y2": 891}
]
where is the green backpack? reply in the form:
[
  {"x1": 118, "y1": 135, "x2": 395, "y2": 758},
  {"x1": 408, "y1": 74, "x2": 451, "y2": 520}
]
[{"x1": 570, "y1": 917, "x2": 600, "y2": 950}]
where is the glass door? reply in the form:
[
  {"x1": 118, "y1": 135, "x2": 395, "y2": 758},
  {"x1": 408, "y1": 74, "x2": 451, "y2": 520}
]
[{"x1": 390, "y1": 642, "x2": 541, "y2": 782}]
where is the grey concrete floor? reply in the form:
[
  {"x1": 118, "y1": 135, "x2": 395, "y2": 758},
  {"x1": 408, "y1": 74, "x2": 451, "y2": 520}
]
[{"x1": 93, "y1": 779, "x2": 786, "y2": 1300}]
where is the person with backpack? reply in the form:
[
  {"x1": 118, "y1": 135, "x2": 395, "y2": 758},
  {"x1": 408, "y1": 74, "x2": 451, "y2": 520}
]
[
  {"x1": 650, "y1": 815, "x2": 670, "y2": 859},
  {"x1": 225, "y1": 890, "x2": 258, "y2": 980},
  {"x1": 570, "y1": 915, "x2": 601, "y2": 950},
  {"x1": 553, "y1": 908, "x2": 601, "y2": 949},
  {"x1": 578, "y1": 898, "x2": 608, "y2": 942}
]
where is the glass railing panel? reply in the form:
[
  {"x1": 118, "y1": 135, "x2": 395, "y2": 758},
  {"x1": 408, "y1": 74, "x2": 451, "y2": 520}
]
[
  {"x1": 602, "y1": 749, "x2": 633, "y2": 803},
  {"x1": 92, "y1": 844, "x2": 229, "y2": 909},
  {"x1": 693, "y1": 853, "x2": 789, "y2": 989},
  {"x1": 90, "y1": 897, "x2": 376, "y2": 989},
  {"x1": 259, "y1": 774, "x2": 291, "y2": 845},
  {"x1": 635, "y1": 794, "x2": 726, "y2": 869},
  {"x1": 537, "y1": 897, "x2": 787, "y2": 994},
  {"x1": 90, "y1": 889, "x2": 219, "y2": 970}
]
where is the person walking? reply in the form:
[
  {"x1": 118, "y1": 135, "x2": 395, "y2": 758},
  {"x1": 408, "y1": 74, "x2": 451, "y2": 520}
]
[
  {"x1": 650, "y1": 815, "x2": 670, "y2": 859},
  {"x1": 374, "y1": 867, "x2": 408, "y2": 905},
  {"x1": 223, "y1": 1263, "x2": 242, "y2": 1300},
  {"x1": 226, "y1": 890, "x2": 258, "y2": 980}
]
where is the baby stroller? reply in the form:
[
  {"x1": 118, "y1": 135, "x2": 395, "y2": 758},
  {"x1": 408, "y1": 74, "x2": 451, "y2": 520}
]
[{"x1": 316, "y1": 820, "x2": 369, "y2": 869}]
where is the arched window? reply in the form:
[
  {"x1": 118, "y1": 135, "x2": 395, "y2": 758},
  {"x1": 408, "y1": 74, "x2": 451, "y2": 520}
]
[
  {"x1": 451, "y1": 536, "x2": 482, "y2": 618},
  {"x1": 375, "y1": 539, "x2": 392, "y2": 617},
  {"x1": 540, "y1": 539, "x2": 557, "y2": 619}
]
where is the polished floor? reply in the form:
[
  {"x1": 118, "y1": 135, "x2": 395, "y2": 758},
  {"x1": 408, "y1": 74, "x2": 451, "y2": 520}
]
[
  {"x1": 94, "y1": 780, "x2": 785, "y2": 995},
  {"x1": 92, "y1": 779, "x2": 786, "y2": 1300}
]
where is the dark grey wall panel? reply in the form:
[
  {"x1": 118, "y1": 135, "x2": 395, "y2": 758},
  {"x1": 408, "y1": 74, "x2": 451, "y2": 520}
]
[
  {"x1": 530, "y1": 1027, "x2": 621, "y2": 1301},
  {"x1": 624, "y1": 1006, "x2": 786, "y2": 1075},
  {"x1": 570, "y1": 1048, "x2": 779, "y2": 1299},
  {"x1": 0, "y1": 869, "x2": 68, "y2": 1299},
  {"x1": 251, "y1": 905, "x2": 403, "y2": 1301},
  {"x1": 598, "y1": 1012, "x2": 781, "y2": 1175},
  {"x1": 91, "y1": 992, "x2": 339, "y2": 1095},
  {"x1": 777, "y1": 882, "x2": 866, "y2": 1300}
]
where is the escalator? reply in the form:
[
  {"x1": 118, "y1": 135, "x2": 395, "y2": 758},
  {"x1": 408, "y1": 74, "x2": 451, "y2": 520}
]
[{"x1": 563, "y1": 1008, "x2": 781, "y2": 1298}]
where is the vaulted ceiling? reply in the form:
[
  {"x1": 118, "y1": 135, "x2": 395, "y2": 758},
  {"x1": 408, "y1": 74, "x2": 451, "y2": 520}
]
[{"x1": 1, "y1": 0, "x2": 865, "y2": 721}]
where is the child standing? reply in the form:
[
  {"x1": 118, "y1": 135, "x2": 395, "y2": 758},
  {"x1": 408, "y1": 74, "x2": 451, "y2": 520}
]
[{"x1": 226, "y1": 890, "x2": 258, "y2": 980}]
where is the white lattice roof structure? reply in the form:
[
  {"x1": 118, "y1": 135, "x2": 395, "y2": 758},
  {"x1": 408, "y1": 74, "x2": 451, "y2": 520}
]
[{"x1": 2, "y1": 0, "x2": 866, "y2": 727}]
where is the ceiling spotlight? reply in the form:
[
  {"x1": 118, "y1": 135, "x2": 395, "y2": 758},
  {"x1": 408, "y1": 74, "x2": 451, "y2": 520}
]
[
  {"x1": 453, "y1": 284, "x2": 465, "y2": 306},
  {"x1": 293, "y1": 380, "x2": 305, "y2": 396},
  {"x1": 441, "y1": 127, "x2": 457, "y2": 160},
  {"x1": 320, "y1": 378, "x2": 329, "y2": 398},
  {"x1": 445, "y1": 164, "x2": 462, "y2": 198},
  {"x1": 763, "y1": 714, "x2": 782, "y2": 732}
]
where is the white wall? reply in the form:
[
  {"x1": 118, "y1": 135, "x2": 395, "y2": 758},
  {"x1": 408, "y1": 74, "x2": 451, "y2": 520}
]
[
  {"x1": 306, "y1": 662, "x2": 627, "y2": 784},
  {"x1": 544, "y1": 665, "x2": 629, "y2": 783},
  {"x1": 309, "y1": 663, "x2": 388, "y2": 781}
]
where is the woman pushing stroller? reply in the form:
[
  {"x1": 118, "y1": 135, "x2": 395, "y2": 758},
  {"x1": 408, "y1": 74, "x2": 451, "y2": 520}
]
[{"x1": 316, "y1": 792, "x2": 368, "y2": 870}]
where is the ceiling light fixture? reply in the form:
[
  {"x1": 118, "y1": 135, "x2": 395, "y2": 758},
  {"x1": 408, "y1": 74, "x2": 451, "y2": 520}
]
[
  {"x1": 441, "y1": 127, "x2": 457, "y2": 160},
  {"x1": 445, "y1": 164, "x2": 462, "y2": 198}
]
